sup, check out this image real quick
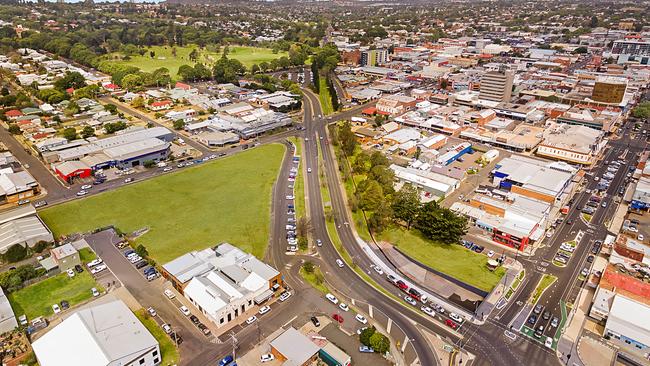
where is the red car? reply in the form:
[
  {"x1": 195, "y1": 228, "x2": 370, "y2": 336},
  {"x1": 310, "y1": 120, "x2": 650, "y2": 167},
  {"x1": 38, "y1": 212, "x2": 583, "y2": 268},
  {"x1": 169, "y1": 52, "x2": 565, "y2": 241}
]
[
  {"x1": 396, "y1": 280, "x2": 408, "y2": 290},
  {"x1": 332, "y1": 314, "x2": 344, "y2": 323},
  {"x1": 445, "y1": 319, "x2": 458, "y2": 329}
]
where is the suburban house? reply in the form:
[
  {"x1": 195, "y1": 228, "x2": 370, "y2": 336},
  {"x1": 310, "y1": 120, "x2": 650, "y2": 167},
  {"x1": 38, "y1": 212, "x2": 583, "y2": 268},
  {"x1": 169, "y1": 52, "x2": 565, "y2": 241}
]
[{"x1": 50, "y1": 243, "x2": 80, "y2": 272}]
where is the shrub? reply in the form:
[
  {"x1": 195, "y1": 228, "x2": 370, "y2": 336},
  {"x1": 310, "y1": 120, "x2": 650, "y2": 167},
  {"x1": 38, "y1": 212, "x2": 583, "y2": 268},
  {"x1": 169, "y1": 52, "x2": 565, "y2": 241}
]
[{"x1": 3, "y1": 244, "x2": 27, "y2": 263}]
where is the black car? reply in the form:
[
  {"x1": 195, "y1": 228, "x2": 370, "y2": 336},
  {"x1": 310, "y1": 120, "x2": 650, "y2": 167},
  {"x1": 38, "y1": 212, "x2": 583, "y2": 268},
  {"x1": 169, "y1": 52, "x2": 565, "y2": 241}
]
[
  {"x1": 190, "y1": 315, "x2": 200, "y2": 325},
  {"x1": 74, "y1": 264, "x2": 84, "y2": 273},
  {"x1": 169, "y1": 332, "x2": 183, "y2": 345},
  {"x1": 311, "y1": 316, "x2": 320, "y2": 327},
  {"x1": 60, "y1": 300, "x2": 70, "y2": 310},
  {"x1": 527, "y1": 314, "x2": 538, "y2": 325},
  {"x1": 135, "y1": 261, "x2": 148, "y2": 269},
  {"x1": 144, "y1": 267, "x2": 156, "y2": 275},
  {"x1": 197, "y1": 323, "x2": 211, "y2": 336},
  {"x1": 587, "y1": 255, "x2": 594, "y2": 263}
]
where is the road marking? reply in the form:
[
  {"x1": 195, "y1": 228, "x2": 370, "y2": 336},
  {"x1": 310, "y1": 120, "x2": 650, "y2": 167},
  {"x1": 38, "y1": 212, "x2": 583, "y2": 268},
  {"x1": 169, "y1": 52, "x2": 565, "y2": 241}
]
[{"x1": 282, "y1": 315, "x2": 298, "y2": 328}]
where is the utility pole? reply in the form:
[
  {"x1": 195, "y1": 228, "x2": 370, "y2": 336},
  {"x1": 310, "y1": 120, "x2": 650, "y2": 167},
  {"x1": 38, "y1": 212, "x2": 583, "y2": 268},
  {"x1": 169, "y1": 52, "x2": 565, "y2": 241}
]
[{"x1": 229, "y1": 331, "x2": 238, "y2": 359}]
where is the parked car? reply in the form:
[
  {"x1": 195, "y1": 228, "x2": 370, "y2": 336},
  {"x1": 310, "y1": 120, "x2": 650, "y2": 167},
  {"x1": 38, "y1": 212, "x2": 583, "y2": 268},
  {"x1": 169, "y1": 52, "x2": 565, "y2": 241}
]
[
  {"x1": 311, "y1": 316, "x2": 320, "y2": 327},
  {"x1": 245, "y1": 316, "x2": 257, "y2": 324},
  {"x1": 91, "y1": 264, "x2": 107, "y2": 274},
  {"x1": 259, "y1": 306, "x2": 271, "y2": 315},
  {"x1": 332, "y1": 314, "x2": 344, "y2": 323},
  {"x1": 52, "y1": 304, "x2": 61, "y2": 314},
  {"x1": 148, "y1": 307, "x2": 157, "y2": 317},
  {"x1": 339, "y1": 303, "x2": 349, "y2": 312},
  {"x1": 91, "y1": 287, "x2": 99, "y2": 297},
  {"x1": 260, "y1": 354, "x2": 275, "y2": 362},
  {"x1": 164, "y1": 289, "x2": 175, "y2": 299},
  {"x1": 218, "y1": 355, "x2": 234, "y2": 366},
  {"x1": 445, "y1": 319, "x2": 457, "y2": 329},
  {"x1": 449, "y1": 313, "x2": 464, "y2": 323},
  {"x1": 355, "y1": 314, "x2": 367, "y2": 324},
  {"x1": 421, "y1": 306, "x2": 435, "y2": 317},
  {"x1": 60, "y1": 300, "x2": 69, "y2": 310},
  {"x1": 85, "y1": 259, "x2": 102, "y2": 269},
  {"x1": 74, "y1": 264, "x2": 84, "y2": 273},
  {"x1": 326, "y1": 293, "x2": 338, "y2": 304},
  {"x1": 359, "y1": 345, "x2": 375, "y2": 353},
  {"x1": 404, "y1": 296, "x2": 417, "y2": 306},
  {"x1": 66, "y1": 269, "x2": 75, "y2": 278},
  {"x1": 279, "y1": 291, "x2": 292, "y2": 302}
]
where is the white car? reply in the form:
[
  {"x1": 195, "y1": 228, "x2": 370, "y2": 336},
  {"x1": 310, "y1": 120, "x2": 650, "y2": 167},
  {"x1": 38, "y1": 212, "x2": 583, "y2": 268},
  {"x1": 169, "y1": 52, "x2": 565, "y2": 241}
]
[
  {"x1": 86, "y1": 258, "x2": 103, "y2": 268},
  {"x1": 246, "y1": 316, "x2": 257, "y2": 324},
  {"x1": 76, "y1": 190, "x2": 87, "y2": 196},
  {"x1": 164, "y1": 289, "x2": 175, "y2": 299},
  {"x1": 163, "y1": 167, "x2": 173, "y2": 172},
  {"x1": 162, "y1": 324, "x2": 171, "y2": 334},
  {"x1": 91, "y1": 264, "x2": 107, "y2": 274},
  {"x1": 545, "y1": 337, "x2": 553, "y2": 349},
  {"x1": 148, "y1": 307, "x2": 157, "y2": 317},
  {"x1": 81, "y1": 184, "x2": 92, "y2": 190},
  {"x1": 286, "y1": 195, "x2": 294, "y2": 200},
  {"x1": 66, "y1": 269, "x2": 75, "y2": 278},
  {"x1": 91, "y1": 287, "x2": 99, "y2": 297},
  {"x1": 449, "y1": 312, "x2": 464, "y2": 323},
  {"x1": 355, "y1": 314, "x2": 367, "y2": 324},
  {"x1": 404, "y1": 296, "x2": 417, "y2": 306},
  {"x1": 260, "y1": 354, "x2": 275, "y2": 363},
  {"x1": 639, "y1": 234, "x2": 645, "y2": 241},
  {"x1": 372, "y1": 265, "x2": 384, "y2": 275},
  {"x1": 339, "y1": 303, "x2": 349, "y2": 312},
  {"x1": 487, "y1": 250, "x2": 495, "y2": 258},
  {"x1": 307, "y1": 168, "x2": 312, "y2": 173},
  {"x1": 279, "y1": 291, "x2": 292, "y2": 302},
  {"x1": 52, "y1": 304, "x2": 61, "y2": 314},
  {"x1": 421, "y1": 306, "x2": 435, "y2": 317},
  {"x1": 326, "y1": 293, "x2": 339, "y2": 305},
  {"x1": 336, "y1": 259, "x2": 344, "y2": 268},
  {"x1": 259, "y1": 306, "x2": 271, "y2": 315},
  {"x1": 180, "y1": 306, "x2": 190, "y2": 316}
]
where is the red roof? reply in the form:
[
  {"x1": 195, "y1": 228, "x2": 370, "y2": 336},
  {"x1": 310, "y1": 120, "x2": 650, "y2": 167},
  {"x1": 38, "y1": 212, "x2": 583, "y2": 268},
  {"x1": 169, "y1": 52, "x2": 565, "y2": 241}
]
[
  {"x1": 362, "y1": 107, "x2": 377, "y2": 115},
  {"x1": 5, "y1": 110, "x2": 23, "y2": 117},
  {"x1": 104, "y1": 83, "x2": 119, "y2": 90},
  {"x1": 151, "y1": 100, "x2": 172, "y2": 107},
  {"x1": 66, "y1": 87, "x2": 75, "y2": 94},
  {"x1": 32, "y1": 132, "x2": 50, "y2": 140},
  {"x1": 175, "y1": 82, "x2": 191, "y2": 90}
]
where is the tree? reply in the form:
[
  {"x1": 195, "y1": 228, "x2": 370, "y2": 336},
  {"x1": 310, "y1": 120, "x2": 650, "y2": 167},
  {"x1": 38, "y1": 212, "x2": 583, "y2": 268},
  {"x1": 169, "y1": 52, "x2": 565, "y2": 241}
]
[
  {"x1": 122, "y1": 73, "x2": 143, "y2": 90},
  {"x1": 259, "y1": 61, "x2": 269, "y2": 72},
  {"x1": 359, "y1": 180, "x2": 384, "y2": 211},
  {"x1": 173, "y1": 119, "x2": 185, "y2": 130},
  {"x1": 573, "y1": 46, "x2": 588, "y2": 54},
  {"x1": 369, "y1": 150, "x2": 389, "y2": 168},
  {"x1": 8, "y1": 124, "x2": 21, "y2": 135},
  {"x1": 298, "y1": 237, "x2": 308, "y2": 251},
  {"x1": 104, "y1": 104, "x2": 118, "y2": 114},
  {"x1": 81, "y1": 126, "x2": 95, "y2": 138},
  {"x1": 189, "y1": 48, "x2": 198, "y2": 62},
  {"x1": 251, "y1": 64, "x2": 260, "y2": 74},
  {"x1": 392, "y1": 184, "x2": 420, "y2": 229},
  {"x1": 296, "y1": 217, "x2": 312, "y2": 238},
  {"x1": 64, "y1": 101, "x2": 80, "y2": 117},
  {"x1": 63, "y1": 127, "x2": 77, "y2": 141},
  {"x1": 352, "y1": 151, "x2": 370, "y2": 174},
  {"x1": 131, "y1": 96, "x2": 145, "y2": 108},
  {"x1": 3, "y1": 244, "x2": 27, "y2": 263},
  {"x1": 415, "y1": 201, "x2": 468, "y2": 244},
  {"x1": 338, "y1": 121, "x2": 357, "y2": 156},
  {"x1": 302, "y1": 261, "x2": 315, "y2": 274},
  {"x1": 135, "y1": 244, "x2": 149, "y2": 258},
  {"x1": 212, "y1": 57, "x2": 246, "y2": 84},
  {"x1": 178, "y1": 64, "x2": 196, "y2": 81},
  {"x1": 632, "y1": 102, "x2": 650, "y2": 119},
  {"x1": 150, "y1": 50, "x2": 155, "y2": 58},
  {"x1": 368, "y1": 165, "x2": 395, "y2": 195},
  {"x1": 369, "y1": 332, "x2": 390, "y2": 354},
  {"x1": 53, "y1": 71, "x2": 86, "y2": 91},
  {"x1": 359, "y1": 326, "x2": 376, "y2": 346}
]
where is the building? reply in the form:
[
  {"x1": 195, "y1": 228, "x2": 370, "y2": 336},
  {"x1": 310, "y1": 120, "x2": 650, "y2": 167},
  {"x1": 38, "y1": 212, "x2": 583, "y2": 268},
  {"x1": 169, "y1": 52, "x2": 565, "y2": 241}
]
[
  {"x1": 492, "y1": 155, "x2": 574, "y2": 204},
  {"x1": 479, "y1": 68, "x2": 514, "y2": 103},
  {"x1": 604, "y1": 295, "x2": 650, "y2": 352},
  {"x1": 610, "y1": 39, "x2": 650, "y2": 65},
  {"x1": 0, "y1": 205, "x2": 53, "y2": 254},
  {"x1": 436, "y1": 142, "x2": 472, "y2": 166},
  {"x1": 630, "y1": 177, "x2": 650, "y2": 211},
  {"x1": 161, "y1": 243, "x2": 282, "y2": 329},
  {"x1": 375, "y1": 95, "x2": 417, "y2": 116},
  {"x1": 0, "y1": 171, "x2": 40, "y2": 204},
  {"x1": 50, "y1": 243, "x2": 80, "y2": 272},
  {"x1": 53, "y1": 160, "x2": 92, "y2": 183},
  {"x1": 390, "y1": 164, "x2": 460, "y2": 198},
  {"x1": 592, "y1": 76, "x2": 627, "y2": 104},
  {"x1": 557, "y1": 105, "x2": 621, "y2": 131},
  {"x1": 360, "y1": 49, "x2": 389, "y2": 67},
  {"x1": 32, "y1": 300, "x2": 160, "y2": 366},
  {"x1": 0, "y1": 287, "x2": 17, "y2": 334},
  {"x1": 270, "y1": 327, "x2": 320, "y2": 366},
  {"x1": 536, "y1": 123, "x2": 605, "y2": 165}
]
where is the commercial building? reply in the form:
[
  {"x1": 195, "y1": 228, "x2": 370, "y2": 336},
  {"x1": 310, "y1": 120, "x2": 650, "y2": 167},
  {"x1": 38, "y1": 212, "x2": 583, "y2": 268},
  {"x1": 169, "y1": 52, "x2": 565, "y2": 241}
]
[
  {"x1": 53, "y1": 160, "x2": 92, "y2": 183},
  {"x1": 536, "y1": 123, "x2": 605, "y2": 165},
  {"x1": 190, "y1": 109, "x2": 292, "y2": 140},
  {"x1": 604, "y1": 296, "x2": 650, "y2": 352},
  {"x1": 491, "y1": 155, "x2": 574, "y2": 204},
  {"x1": 0, "y1": 287, "x2": 17, "y2": 334},
  {"x1": 0, "y1": 205, "x2": 53, "y2": 254},
  {"x1": 610, "y1": 39, "x2": 650, "y2": 65},
  {"x1": 390, "y1": 164, "x2": 460, "y2": 198},
  {"x1": 630, "y1": 177, "x2": 650, "y2": 211},
  {"x1": 592, "y1": 76, "x2": 628, "y2": 104},
  {"x1": 557, "y1": 105, "x2": 621, "y2": 131},
  {"x1": 32, "y1": 300, "x2": 160, "y2": 366},
  {"x1": 479, "y1": 68, "x2": 514, "y2": 103},
  {"x1": 0, "y1": 171, "x2": 40, "y2": 204},
  {"x1": 436, "y1": 142, "x2": 472, "y2": 166},
  {"x1": 161, "y1": 243, "x2": 282, "y2": 329},
  {"x1": 270, "y1": 327, "x2": 320, "y2": 365},
  {"x1": 360, "y1": 49, "x2": 389, "y2": 67}
]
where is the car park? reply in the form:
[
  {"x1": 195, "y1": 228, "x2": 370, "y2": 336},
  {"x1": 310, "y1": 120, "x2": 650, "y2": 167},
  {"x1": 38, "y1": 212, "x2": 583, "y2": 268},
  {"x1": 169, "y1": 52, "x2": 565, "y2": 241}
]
[{"x1": 326, "y1": 293, "x2": 339, "y2": 304}]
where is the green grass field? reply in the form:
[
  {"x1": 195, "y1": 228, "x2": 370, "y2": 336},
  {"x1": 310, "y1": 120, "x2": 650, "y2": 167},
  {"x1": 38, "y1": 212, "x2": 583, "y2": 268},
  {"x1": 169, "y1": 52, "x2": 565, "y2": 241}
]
[
  {"x1": 110, "y1": 45, "x2": 287, "y2": 78},
  {"x1": 135, "y1": 309, "x2": 180, "y2": 365},
  {"x1": 8, "y1": 271, "x2": 100, "y2": 319},
  {"x1": 41, "y1": 144, "x2": 285, "y2": 263},
  {"x1": 318, "y1": 78, "x2": 334, "y2": 115},
  {"x1": 377, "y1": 228, "x2": 505, "y2": 292}
]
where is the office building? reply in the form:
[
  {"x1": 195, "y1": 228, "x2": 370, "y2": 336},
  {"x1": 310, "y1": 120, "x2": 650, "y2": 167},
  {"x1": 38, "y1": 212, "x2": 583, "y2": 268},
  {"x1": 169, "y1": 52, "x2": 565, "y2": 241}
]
[
  {"x1": 360, "y1": 49, "x2": 389, "y2": 67},
  {"x1": 592, "y1": 76, "x2": 627, "y2": 104},
  {"x1": 479, "y1": 68, "x2": 514, "y2": 103},
  {"x1": 610, "y1": 39, "x2": 650, "y2": 65}
]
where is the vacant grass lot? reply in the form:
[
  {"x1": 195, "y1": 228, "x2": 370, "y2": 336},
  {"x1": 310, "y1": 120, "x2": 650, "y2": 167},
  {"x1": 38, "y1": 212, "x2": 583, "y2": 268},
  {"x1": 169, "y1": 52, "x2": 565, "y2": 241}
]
[
  {"x1": 110, "y1": 45, "x2": 287, "y2": 78},
  {"x1": 377, "y1": 227, "x2": 505, "y2": 292},
  {"x1": 8, "y1": 271, "x2": 99, "y2": 319},
  {"x1": 41, "y1": 144, "x2": 285, "y2": 263},
  {"x1": 135, "y1": 309, "x2": 180, "y2": 365}
]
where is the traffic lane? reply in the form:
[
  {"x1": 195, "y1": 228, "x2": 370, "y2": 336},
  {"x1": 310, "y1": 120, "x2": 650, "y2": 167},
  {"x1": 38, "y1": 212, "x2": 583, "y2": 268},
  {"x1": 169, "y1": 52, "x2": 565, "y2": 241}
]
[{"x1": 85, "y1": 232, "x2": 209, "y2": 362}]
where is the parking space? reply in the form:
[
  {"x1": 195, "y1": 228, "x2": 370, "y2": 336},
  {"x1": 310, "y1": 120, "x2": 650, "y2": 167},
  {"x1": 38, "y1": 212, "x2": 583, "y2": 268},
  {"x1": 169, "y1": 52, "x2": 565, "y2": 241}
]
[
  {"x1": 285, "y1": 152, "x2": 301, "y2": 252},
  {"x1": 624, "y1": 211, "x2": 650, "y2": 243}
]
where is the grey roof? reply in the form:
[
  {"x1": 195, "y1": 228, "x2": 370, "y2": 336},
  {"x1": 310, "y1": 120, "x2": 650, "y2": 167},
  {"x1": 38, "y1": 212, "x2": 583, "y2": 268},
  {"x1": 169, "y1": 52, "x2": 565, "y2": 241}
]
[
  {"x1": 103, "y1": 138, "x2": 170, "y2": 161},
  {"x1": 0, "y1": 205, "x2": 36, "y2": 225},
  {"x1": 220, "y1": 265, "x2": 250, "y2": 284},
  {"x1": 0, "y1": 216, "x2": 53, "y2": 254},
  {"x1": 0, "y1": 287, "x2": 17, "y2": 334},
  {"x1": 270, "y1": 327, "x2": 319, "y2": 364},
  {"x1": 163, "y1": 252, "x2": 214, "y2": 284}
]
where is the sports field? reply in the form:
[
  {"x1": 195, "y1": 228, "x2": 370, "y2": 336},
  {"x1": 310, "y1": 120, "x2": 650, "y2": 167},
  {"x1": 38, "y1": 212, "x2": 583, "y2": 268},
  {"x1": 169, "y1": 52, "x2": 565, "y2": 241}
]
[
  {"x1": 111, "y1": 45, "x2": 287, "y2": 78},
  {"x1": 40, "y1": 144, "x2": 285, "y2": 263}
]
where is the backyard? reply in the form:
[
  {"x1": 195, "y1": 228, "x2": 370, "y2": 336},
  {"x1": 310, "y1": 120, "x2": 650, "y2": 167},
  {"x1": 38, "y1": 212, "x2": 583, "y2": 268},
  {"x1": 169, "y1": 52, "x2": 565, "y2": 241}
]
[
  {"x1": 40, "y1": 144, "x2": 285, "y2": 263},
  {"x1": 8, "y1": 271, "x2": 100, "y2": 319},
  {"x1": 109, "y1": 45, "x2": 288, "y2": 78}
]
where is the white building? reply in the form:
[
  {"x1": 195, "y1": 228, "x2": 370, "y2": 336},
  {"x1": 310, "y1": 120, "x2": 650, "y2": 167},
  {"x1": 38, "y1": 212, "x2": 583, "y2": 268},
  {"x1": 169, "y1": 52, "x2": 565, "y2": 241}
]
[
  {"x1": 536, "y1": 123, "x2": 605, "y2": 165},
  {"x1": 32, "y1": 300, "x2": 160, "y2": 366},
  {"x1": 604, "y1": 295, "x2": 650, "y2": 352}
]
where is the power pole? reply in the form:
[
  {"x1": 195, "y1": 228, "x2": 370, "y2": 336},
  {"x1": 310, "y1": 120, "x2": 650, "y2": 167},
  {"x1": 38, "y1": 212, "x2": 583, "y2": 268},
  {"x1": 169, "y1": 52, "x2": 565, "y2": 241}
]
[{"x1": 229, "y1": 331, "x2": 238, "y2": 359}]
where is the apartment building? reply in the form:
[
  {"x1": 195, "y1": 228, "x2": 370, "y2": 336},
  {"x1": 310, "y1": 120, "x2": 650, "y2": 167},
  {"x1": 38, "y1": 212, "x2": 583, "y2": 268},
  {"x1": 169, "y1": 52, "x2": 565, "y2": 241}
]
[{"x1": 479, "y1": 68, "x2": 515, "y2": 102}]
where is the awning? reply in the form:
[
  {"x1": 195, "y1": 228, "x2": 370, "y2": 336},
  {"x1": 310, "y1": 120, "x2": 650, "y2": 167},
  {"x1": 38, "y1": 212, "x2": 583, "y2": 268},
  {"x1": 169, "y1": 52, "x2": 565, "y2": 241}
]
[{"x1": 254, "y1": 289, "x2": 274, "y2": 304}]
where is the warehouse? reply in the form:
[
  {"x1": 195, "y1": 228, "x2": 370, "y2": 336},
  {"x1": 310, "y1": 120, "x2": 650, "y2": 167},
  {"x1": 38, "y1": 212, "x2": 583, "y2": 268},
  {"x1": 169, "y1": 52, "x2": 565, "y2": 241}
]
[
  {"x1": 53, "y1": 160, "x2": 92, "y2": 183},
  {"x1": 390, "y1": 164, "x2": 460, "y2": 198},
  {"x1": 0, "y1": 206, "x2": 53, "y2": 254},
  {"x1": 436, "y1": 142, "x2": 472, "y2": 166}
]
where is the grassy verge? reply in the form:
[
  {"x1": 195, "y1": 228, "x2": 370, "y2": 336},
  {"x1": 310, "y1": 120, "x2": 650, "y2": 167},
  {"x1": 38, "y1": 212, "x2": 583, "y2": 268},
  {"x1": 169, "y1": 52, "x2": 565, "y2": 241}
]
[
  {"x1": 79, "y1": 248, "x2": 97, "y2": 263},
  {"x1": 299, "y1": 267, "x2": 328, "y2": 294},
  {"x1": 318, "y1": 78, "x2": 334, "y2": 115},
  {"x1": 581, "y1": 213, "x2": 592, "y2": 223},
  {"x1": 512, "y1": 270, "x2": 525, "y2": 290},
  {"x1": 41, "y1": 144, "x2": 284, "y2": 263},
  {"x1": 8, "y1": 271, "x2": 101, "y2": 319},
  {"x1": 530, "y1": 274, "x2": 557, "y2": 304},
  {"x1": 135, "y1": 309, "x2": 180, "y2": 365},
  {"x1": 289, "y1": 137, "x2": 306, "y2": 221}
]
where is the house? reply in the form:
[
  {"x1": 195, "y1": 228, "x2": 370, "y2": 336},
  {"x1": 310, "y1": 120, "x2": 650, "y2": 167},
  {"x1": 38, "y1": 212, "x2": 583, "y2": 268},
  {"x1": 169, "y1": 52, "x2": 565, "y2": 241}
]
[
  {"x1": 32, "y1": 300, "x2": 161, "y2": 366},
  {"x1": 102, "y1": 83, "x2": 119, "y2": 93},
  {"x1": 148, "y1": 100, "x2": 173, "y2": 111},
  {"x1": 5, "y1": 110, "x2": 23, "y2": 120},
  {"x1": 50, "y1": 243, "x2": 80, "y2": 272}
]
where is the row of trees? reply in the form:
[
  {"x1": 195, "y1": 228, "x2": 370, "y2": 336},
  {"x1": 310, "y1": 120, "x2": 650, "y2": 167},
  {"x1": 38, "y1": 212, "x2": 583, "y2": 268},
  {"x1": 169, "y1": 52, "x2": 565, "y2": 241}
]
[{"x1": 332, "y1": 122, "x2": 468, "y2": 244}]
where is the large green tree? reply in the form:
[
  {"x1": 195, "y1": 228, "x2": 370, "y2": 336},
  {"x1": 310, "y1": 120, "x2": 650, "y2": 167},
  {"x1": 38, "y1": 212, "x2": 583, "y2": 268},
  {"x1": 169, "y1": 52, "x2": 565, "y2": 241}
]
[
  {"x1": 415, "y1": 201, "x2": 468, "y2": 244},
  {"x1": 392, "y1": 184, "x2": 420, "y2": 229}
]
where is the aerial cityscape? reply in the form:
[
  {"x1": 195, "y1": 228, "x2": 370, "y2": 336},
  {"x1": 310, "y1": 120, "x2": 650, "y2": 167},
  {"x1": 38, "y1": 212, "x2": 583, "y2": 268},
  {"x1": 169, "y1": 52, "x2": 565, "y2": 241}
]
[{"x1": 0, "y1": 0, "x2": 647, "y2": 365}]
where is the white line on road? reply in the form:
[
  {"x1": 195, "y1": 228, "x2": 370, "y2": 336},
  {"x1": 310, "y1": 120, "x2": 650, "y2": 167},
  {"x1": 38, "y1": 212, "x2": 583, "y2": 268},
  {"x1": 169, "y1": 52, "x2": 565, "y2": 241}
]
[{"x1": 282, "y1": 315, "x2": 298, "y2": 328}]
